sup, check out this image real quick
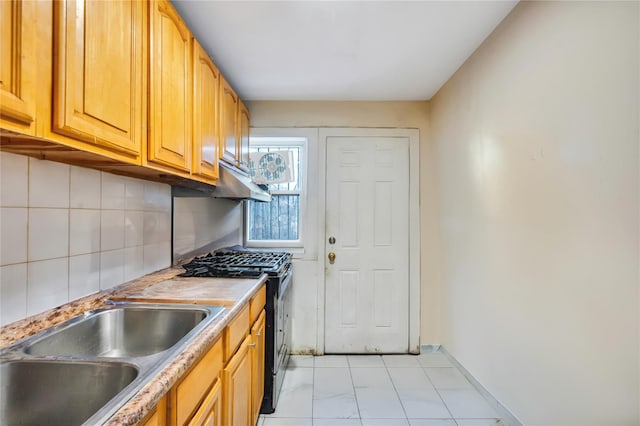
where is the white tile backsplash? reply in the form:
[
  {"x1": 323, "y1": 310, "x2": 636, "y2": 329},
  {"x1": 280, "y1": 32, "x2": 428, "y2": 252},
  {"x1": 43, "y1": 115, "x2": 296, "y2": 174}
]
[
  {"x1": 0, "y1": 263, "x2": 28, "y2": 325},
  {"x1": 144, "y1": 181, "x2": 171, "y2": 211},
  {"x1": 70, "y1": 209, "x2": 101, "y2": 256},
  {"x1": 100, "y1": 249, "x2": 125, "y2": 290},
  {"x1": 69, "y1": 253, "x2": 101, "y2": 299},
  {"x1": 125, "y1": 178, "x2": 145, "y2": 211},
  {"x1": 144, "y1": 211, "x2": 171, "y2": 245},
  {"x1": 28, "y1": 158, "x2": 69, "y2": 208},
  {"x1": 124, "y1": 246, "x2": 144, "y2": 282},
  {"x1": 0, "y1": 152, "x2": 28, "y2": 207},
  {"x1": 125, "y1": 211, "x2": 144, "y2": 247},
  {"x1": 143, "y1": 242, "x2": 171, "y2": 275},
  {"x1": 0, "y1": 154, "x2": 172, "y2": 325},
  {"x1": 101, "y1": 210, "x2": 125, "y2": 251},
  {"x1": 1, "y1": 207, "x2": 28, "y2": 266},
  {"x1": 70, "y1": 166, "x2": 101, "y2": 209},
  {"x1": 28, "y1": 208, "x2": 69, "y2": 261},
  {"x1": 101, "y1": 173, "x2": 126, "y2": 210},
  {"x1": 27, "y1": 258, "x2": 69, "y2": 315}
]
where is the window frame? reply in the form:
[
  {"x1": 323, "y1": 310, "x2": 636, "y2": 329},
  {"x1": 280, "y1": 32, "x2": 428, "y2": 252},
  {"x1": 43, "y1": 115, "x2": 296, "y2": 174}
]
[{"x1": 244, "y1": 135, "x2": 308, "y2": 250}]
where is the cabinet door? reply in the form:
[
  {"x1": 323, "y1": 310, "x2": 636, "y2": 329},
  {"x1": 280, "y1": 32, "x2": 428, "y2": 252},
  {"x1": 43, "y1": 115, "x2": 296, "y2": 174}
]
[
  {"x1": 52, "y1": 0, "x2": 144, "y2": 158},
  {"x1": 0, "y1": 0, "x2": 37, "y2": 135},
  {"x1": 140, "y1": 396, "x2": 166, "y2": 426},
  {"x1": 188, "y1": 379, "x2": 222, "y2": 426},
  {"x1": 250, "y1": 311, "x2": 266, "y2": 426},
  {"x1": 219, "y1": 77, "x2": 238, "y2": 166},
  {"x1": 223, "y1": 335, "x2": 252, "y2": 426},
  {"x1": 149, "y1": 0, "x2": 192, "y2": 172},
  {"x1": 192, "y1": 38, "x2": 219, "y2": 182},
  {"x1": 237, "y1": 100, "x2": 250, "y2": 172}
]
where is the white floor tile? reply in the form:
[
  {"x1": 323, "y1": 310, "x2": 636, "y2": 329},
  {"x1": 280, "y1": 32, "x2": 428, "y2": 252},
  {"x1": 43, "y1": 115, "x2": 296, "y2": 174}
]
[
  {"x1": 388, "y1": 368, "x2": 451, "y2": 419},
  {"x1": 263, "y1": 417, "x2": 312, "y2": 426},
  {"x1": 423, "y1": 368, "x2": 473, "y2": 389},
  {"x1": 348, "y1": 355, "x2": 385, "y2": 368},
  {"x1": 355, "y1": 387, "x2": 406, "y2": 419},
  {"x1": 382, "y1": 355, "x2": 421, "y2": 368},
  {"x1": 313, "y1": 368, "x2": 359, "y2": 418},
  {"x1": 314, "y1": 419, "x2": 363, "y2": 426},
  {"x1": 408, "y1": 420, "x2": 456, "y2": 426},
  {"x1": 361, "y1": 419, "x2": 409, "y2": 426},
  {"x1": 351, "y1": 367, "x2": 394, "y2": 388},
  {"x1": 315, "y1": 355, "x2": 349, "y2": 368},
  {"x1": 273, "y1": 368, "x2": 314, "y2": 417},
  {"x1": 438, "y1": 390, "x2": 498, "y2": 419},
  {"x1": 289, "y1": 355, "x2": 315, "y2": 368}
]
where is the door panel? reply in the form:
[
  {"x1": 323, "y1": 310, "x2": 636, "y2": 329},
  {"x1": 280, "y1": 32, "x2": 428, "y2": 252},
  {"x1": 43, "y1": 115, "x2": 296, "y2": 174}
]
[
  {"x1": 52, "y1": 0, "x2": 143, "y2": 157},
  {"x1": 0, "y1": 0, "x2": 37, "y2": 134},
  {"x1": 325, "y1": 136, "x2": 410, "y2": 353},
  {"x1": 149, "y1": 0, "x2": 191, "y2": 171},
  {"x1": 192, "y1": 38, "x2": 219, "y2": 181}
]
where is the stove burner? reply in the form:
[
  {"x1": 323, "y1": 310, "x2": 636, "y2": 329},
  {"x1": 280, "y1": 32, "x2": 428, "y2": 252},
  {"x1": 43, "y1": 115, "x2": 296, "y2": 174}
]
[{"x1": 179, "y1": 250, "x2": 292, "y2": 278}]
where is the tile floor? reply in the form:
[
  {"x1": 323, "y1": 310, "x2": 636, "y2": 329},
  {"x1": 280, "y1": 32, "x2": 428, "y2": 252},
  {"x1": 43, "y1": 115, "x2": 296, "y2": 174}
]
[{"x1": 258, "y1": 353, "x2": 506, "y2": 426}]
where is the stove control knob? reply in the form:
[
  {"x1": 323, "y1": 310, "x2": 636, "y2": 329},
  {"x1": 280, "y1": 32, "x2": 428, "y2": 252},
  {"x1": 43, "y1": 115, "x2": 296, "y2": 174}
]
[{"x1": 328, "y1": 252, "x2": 336, "y2": 264}]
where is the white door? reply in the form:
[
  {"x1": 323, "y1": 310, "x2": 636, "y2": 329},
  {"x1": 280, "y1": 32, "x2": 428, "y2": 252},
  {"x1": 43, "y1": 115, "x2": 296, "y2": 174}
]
[{"x1": 324, "y1": 136, "x2": 410, "y2": 353}]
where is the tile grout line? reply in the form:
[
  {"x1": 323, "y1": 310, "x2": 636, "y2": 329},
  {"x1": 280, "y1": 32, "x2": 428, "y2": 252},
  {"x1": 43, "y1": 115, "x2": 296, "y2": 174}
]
[
  {"x1": 421, "y1": 365, "x2": 458, "y2": 425},
  {"x1": 384, "y1": 358, "x2": 412, "y2": 423},
  {"x1": 346, "y1": 356, "x2": 364, "y2": 424}
]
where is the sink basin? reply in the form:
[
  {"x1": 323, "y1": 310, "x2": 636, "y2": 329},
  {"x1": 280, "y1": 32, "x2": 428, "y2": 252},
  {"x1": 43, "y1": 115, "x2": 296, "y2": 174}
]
[
  {"x1": 1, "y1": 302, "x2": 225, "y2": 425},
  {"x1": 26, "y1": 305, "x2": 211, "y2": 358},
  {"x1": 0, "y1": 360, "x2": 138, "y2": 426}
]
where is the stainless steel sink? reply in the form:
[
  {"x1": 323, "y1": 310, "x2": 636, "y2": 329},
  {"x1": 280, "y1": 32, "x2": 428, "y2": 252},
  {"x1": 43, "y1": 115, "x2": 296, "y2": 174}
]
[
  {"x1": 0, "y1": 360, "x2": 138, "y2": 426},
  {"x1": 26, "y1": 306, "x2": 209, "y2": 357},
  {"x1": 0, "y1": 302, "x2": 226, "y2": 425}
]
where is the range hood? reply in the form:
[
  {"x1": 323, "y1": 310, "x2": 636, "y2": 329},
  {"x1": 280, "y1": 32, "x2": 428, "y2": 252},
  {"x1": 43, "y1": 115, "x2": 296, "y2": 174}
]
[
  {"x1": 213, "y1": 162, "x2": 271, "y2": 201},
  {"x1": 171, "y1": 162, "x2": 271, "y2": 202}
]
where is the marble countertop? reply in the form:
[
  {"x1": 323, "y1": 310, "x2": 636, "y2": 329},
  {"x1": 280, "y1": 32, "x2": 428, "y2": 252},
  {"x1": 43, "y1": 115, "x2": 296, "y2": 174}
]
[{"x1": 0, "y1": 267, "x2": 268, "y2": 425}]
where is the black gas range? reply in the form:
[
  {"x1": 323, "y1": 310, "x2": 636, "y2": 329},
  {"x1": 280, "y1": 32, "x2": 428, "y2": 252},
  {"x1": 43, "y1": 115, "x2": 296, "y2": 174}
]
[{"x1": 179, "y1": 248, "x2": 293, "y2": 414}]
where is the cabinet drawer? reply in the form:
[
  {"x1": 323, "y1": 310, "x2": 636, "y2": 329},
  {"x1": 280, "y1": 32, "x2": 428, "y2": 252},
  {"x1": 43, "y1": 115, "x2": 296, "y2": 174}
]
[
  {"x1": 249, "y1": 286, "x2": 266, "y2": 324},
  {"x1": 174, "y1": 337, "x2": 223, "y2": 425},
  {"x1": 224, "y1": 304, "x2": 250, "y2": 361}
]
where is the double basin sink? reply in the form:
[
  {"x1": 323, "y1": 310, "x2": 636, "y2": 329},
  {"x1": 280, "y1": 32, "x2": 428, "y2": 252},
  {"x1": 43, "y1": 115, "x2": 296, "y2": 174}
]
[{"x1": 0, "y1": 302, "x2": 225, "y2": 425}]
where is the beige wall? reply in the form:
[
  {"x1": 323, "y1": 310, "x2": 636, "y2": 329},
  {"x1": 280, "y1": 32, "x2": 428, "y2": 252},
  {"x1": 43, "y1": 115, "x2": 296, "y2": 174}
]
[
  {"x1": 429, "y1": 1, "x2": 639, "y2": 424},
  {"x1": 247, "y1": 101, "x2": 442, "y2": 347}
]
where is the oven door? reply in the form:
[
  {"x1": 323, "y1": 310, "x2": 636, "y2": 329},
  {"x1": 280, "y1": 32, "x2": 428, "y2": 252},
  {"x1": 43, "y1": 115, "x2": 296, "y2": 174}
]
[{"x1": 274, "y1": 269, "x2": 292, "y2": 401}]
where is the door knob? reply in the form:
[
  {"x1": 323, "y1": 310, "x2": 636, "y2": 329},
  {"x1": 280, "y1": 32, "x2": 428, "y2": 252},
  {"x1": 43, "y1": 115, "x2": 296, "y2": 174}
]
[{"x1": 328, "y1": 252, "x2": 336, "y2": 264}]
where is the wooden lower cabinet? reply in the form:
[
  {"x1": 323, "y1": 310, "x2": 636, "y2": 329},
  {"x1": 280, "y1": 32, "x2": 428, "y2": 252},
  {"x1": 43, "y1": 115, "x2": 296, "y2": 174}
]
[
  {"x1": 143, "y1": 287, "x2": 266, "y2": 426},
  {"x1": 188, "y1": 379, "x2": 222, "y2": 426},
  {"x1": 169, "y1": 337, "x2": 223, "y2": 425},
  {"x1": 140, "y1": 396, "x2": 167, "y2": 426},
  {"x1": 250, "y1": 311, "x2": 266, "y2": 426},
  {"x1": 222, "y1": 335, "x2": 253, "y2": 426}
]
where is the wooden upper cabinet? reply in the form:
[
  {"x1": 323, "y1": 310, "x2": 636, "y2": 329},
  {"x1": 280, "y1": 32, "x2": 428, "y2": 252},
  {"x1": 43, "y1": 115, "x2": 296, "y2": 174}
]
[
  {"x1": 149, "y1": 0, "x2": 192, "y2": 172},
  {"x1": 237, "y1": 100, "x2": 251, "y2": 173},
  {"x1": 0, "y1": 0, "x2": 37, "y2": 135},
  {"x1": 192, "y1": 38, "x2": 219, "y2": 182},
  {"x1": 219, "y1": 77, "x2": 238, "y2": 166},
  {"x1": 51, "y1": 0, "x2": 144, "y2": 159}
]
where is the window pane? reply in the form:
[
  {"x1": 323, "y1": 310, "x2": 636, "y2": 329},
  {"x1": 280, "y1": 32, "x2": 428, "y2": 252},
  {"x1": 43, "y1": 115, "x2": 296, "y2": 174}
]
[{"x1": 248, "y1": 195, "x2": 300, "y2": 240}]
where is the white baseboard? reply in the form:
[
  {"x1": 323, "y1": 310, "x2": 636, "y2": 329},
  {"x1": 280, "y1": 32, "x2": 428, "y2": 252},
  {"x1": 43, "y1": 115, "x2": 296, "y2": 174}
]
[{"x1": 421, "y1": 344, "x2": 524, "y2": 426}]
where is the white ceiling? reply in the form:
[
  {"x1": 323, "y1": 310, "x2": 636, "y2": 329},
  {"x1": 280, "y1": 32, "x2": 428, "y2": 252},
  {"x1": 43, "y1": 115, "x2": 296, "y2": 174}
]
[{"x1": 172, "y1": 1, "x2": 518, "y2": 101}]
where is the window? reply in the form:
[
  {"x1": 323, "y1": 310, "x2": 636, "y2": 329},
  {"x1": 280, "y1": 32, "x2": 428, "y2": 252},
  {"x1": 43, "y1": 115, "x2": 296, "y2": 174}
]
[{"x1": 245, "y1": 136, "x2": 307, "y2": 248}]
